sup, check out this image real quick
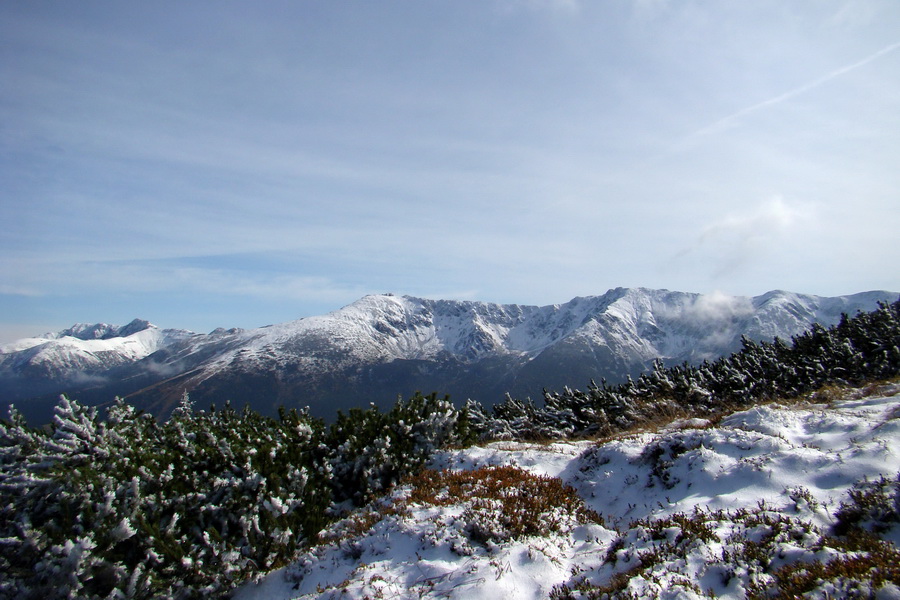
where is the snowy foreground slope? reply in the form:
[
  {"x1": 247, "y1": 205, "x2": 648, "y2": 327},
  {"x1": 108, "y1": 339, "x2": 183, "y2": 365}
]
[{"x1": 236, "y1": 383, "x2": 900, "y2": 600}]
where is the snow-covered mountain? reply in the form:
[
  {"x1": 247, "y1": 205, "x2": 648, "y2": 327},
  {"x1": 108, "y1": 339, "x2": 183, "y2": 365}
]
[
  {"x1": 0, "y1": 319, "x2": 195, "y2": 380},
  {"x1": 1, "y1": 288, "x2": 895, "y2": 424}
]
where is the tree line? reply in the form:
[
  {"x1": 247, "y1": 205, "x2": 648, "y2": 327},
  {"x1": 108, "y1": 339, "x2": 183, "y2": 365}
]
[{"x1": 468, "y1": 298, "x2": 900, "y2": 440}]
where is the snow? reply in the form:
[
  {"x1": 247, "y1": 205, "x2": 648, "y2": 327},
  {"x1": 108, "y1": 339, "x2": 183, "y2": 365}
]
[
  {"x1": 192, "y1": 289, "x2": 893, "y2": 380},
  {"x1": 0, "y1": 322, "x2": 196, "y2": 377},
  {"x1": 0, "y1": 326, "x2": 192, "y2": 372},
  {"x1": 0, "y1": 337, "x2": 49, "y2": 354},
  {"x1": 3, "y1": 290, "x2": 892, "y2": 401},
  {"x1": 235, "y1": 384, "x2": 900, "y2": 600}
]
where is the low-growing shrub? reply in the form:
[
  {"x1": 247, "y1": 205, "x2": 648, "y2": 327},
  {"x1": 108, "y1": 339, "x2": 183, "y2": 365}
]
[
  {"x1": 0, "y1": 396, "x2": 331, "y2": 599},
  {"x1": 552, "y1": 473, "x2": 900, "y2": 600},
  {"x1": 404, "y1": 465, "x2": 604, "y2": 544},
  {"x1": 750, "y1": 531, "x2": 900, "y2": 600},
  {"x1": 834, "y1": 474, "x2": 900, "y2": 536},
  {"x1": 0, "y1": 391, "x2": 467, "y2": 599},
  {"x1": 326, "y1": 392, "x2": 468, "y2": 505}
]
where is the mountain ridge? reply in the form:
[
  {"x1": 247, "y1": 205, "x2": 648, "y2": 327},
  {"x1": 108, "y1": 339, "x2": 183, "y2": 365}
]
[{"x1": 1, "y1": 287, "x2": 896, "y2": 424}]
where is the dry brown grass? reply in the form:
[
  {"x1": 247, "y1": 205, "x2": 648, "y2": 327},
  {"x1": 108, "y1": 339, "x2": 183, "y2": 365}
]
[
  {"x1": 404, "y1": 465, "x2": 604, "y2": 543},
  {"x1": 749, "y1": 530, "x2": 900, "y2": 600},
  {"x1": 314, "y1": 464, "x2": 606, "y2": 553}
]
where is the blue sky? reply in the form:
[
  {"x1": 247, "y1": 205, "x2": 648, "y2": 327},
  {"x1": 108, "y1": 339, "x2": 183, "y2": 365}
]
[{"x1": 2, "y1": 0, "x2": 899, "y2": 342}]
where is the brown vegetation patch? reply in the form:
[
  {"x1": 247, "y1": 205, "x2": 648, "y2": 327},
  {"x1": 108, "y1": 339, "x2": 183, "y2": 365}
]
[{"x1": 404, "y1": 465, "x2": 604, "y2": 543}]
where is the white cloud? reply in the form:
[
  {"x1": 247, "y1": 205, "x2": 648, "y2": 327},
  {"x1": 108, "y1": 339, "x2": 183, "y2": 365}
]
[
  {"x1": 828, "y1": 1, "x2": 880, "y2": 28},
  {"x1": 653, "y1": 290, "x2": 755, "y2": 354},
  {"x1": 494, "y1": 0, "x2": 581, "y2": 14},
  {"x1": 680, "y1": 290, "x2": 755, "y2": 323},
  {"x1": 656, "y1": 289, "x2": 754, "y2": 330},
  {"x1": 701, "y1": 196, "x2": 805, "y2": 240},
  {"x1": 0, "y1": 283, "x2": 44, "y2": 297},
  {"x1": 673, "y1": 196, "x2": 815, "y2": 281},
  {"x1": 3, "y1": 2, "x2": 898, "y2": 333}
]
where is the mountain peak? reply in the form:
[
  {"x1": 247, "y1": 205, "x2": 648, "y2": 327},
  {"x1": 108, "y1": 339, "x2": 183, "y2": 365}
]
[
  {"x1": 3, "y1": 288, "x2": 897, "y2": 426},
  {"x1": 54, "y1": 318, "x2": 154, "y2": 341},
  {"x1": 118, "y1": 318, "x2": 154, "y2": 337}
]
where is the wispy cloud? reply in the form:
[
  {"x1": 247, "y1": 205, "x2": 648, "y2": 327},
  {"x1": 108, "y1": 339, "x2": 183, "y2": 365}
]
[
  {"x1": 658, "y1": 290, "x2": 755, "y2": 351},
  {"x1": 679, "y1": 290, "x2": 755, "y2": 323},
  {"x1": 673, "y1": 196, "x2": 815, "y2": 279},
  {"x1": 2, "y1": 2, "x2": 899, "y2": 335},
  {"x1": 495, "y1": 0, "x2": 581, "y2": 14},
  {"x1": 700, "y1": 196, "x2": 804, "y2": 239},
  {"x1": 0, "y1": 284, "x2": 44, "y2": 297},
  {"x1": 689, "y1": 41, "x2": 900, "y2": 138}
]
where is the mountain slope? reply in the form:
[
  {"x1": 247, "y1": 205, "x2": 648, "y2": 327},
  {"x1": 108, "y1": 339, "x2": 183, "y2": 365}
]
[
  {"x1": 1, "y1": 288, "x2": 895, "y2": 424},
  {"x1": 0, "y1": 319, "x2": 193, "y2": 374},
  {"x1": 235, "y1": 382, "x2": 900, "y2": 600},
  {"x1": 0, "y1": 319, "x2": 195, "y2": 401}
]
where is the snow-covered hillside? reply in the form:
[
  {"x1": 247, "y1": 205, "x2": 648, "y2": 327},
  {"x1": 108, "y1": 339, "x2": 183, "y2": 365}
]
[
  {"x1": 171, "y1": 288, "x2": 895, "y2": 371},
  {"x1": 4, "y1": 289, "x2": 889, "y2": 381},
  {"x1": 1, "y1": 288, "x2": 895, "y2": 425},
  {"x1": 236, "y1": 382, "x2": 900, "y2": 600},
  {"x1": 0, "y1": 319, "x2": 194, "y2": 379}
]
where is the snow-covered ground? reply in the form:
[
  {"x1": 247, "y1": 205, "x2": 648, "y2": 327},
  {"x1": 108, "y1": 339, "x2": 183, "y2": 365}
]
[{"x1": 236, "y1": 383, "x2": 900, "y2": 600}]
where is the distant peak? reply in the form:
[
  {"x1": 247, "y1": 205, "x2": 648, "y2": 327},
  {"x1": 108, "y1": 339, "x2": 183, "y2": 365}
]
[
  {"x1": 118, "y1": 319, "x2": 154, "y2": 337},
  {"x1": 56, "y1": 318, "x2": 154, "y2": 340},
  {"x1": 57, "y1": 322, "x2": 118, "y2": 340}
]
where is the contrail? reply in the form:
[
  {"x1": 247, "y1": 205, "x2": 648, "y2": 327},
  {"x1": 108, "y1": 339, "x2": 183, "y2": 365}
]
[{"x1": 689, "y1": 40, "x2": 900, "y2": 138}]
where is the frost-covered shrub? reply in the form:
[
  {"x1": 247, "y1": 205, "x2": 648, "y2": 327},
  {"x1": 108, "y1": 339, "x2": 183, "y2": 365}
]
[
  {"x1": 551, "y1": 474, "x2": 900, "y2": 600},
  {"x1": 639, "y1": 434, "x2": 703, "y2": 489},
  {"x1": 138, "y1": 397, "x2": 331, "y2": 591},
  {"x1": 755, "y1": 536, "x2": 900, "y2": 600},
  {"x1": 326, "y1": 392, "x2": 467, "y2": 505},
  {"x1": 0, "y1": 395, "x2": 331, "y2": 599},
  {"x1": 1, "y1": 389, "x2": 473, "y2": 598}
]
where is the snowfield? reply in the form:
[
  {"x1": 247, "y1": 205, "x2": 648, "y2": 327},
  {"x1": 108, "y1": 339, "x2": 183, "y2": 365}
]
[{"x1": 236, "y1": 383, "x2": 900, "y2": 600}]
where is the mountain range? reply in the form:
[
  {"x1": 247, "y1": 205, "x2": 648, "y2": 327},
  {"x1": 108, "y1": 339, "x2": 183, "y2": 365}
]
[{"x1": 1, "y1": 287, "x2": 895, "y2": 424}]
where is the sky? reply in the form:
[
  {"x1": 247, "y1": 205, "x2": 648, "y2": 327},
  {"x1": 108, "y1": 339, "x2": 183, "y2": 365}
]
[{"x1": 2, "y1": 0, "x2": 899, "y2": 343}]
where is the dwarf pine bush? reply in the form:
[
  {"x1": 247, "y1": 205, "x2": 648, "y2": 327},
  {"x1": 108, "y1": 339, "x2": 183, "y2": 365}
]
[
  {"x1": 326, "y1": 392, "x2": 469, "y2": 505},
  {"x1": 0, "y1": 390, "x2": 469, "y2": 598}
]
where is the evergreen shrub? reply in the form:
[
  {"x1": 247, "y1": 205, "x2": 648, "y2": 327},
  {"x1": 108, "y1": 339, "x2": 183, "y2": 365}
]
[{"x1": 0, "y1": 390, "x2": 468, "y2": 598}]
